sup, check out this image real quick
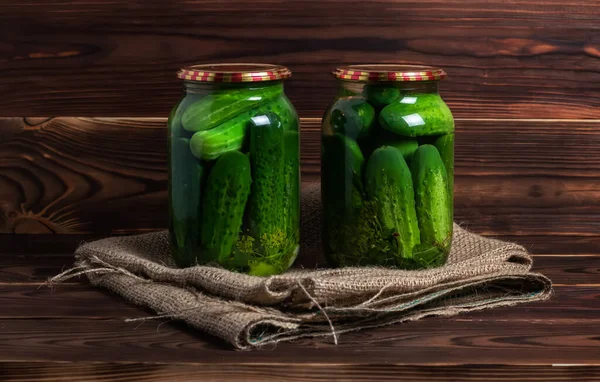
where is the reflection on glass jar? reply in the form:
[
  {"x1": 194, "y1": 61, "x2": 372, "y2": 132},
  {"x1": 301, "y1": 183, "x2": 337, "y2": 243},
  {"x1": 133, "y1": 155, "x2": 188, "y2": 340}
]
[
  {"x1": 321, "y1": 65, "x2": 454, "y2": 269},
  {"x1": 169, "y1": 63, "x2": 300, "y2": 276}
]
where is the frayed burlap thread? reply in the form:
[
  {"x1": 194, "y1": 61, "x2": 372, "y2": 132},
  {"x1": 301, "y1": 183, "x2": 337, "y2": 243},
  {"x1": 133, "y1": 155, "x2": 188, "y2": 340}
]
[{"x1": 52, "y1": 183, "x2": 552, "y2": 349}]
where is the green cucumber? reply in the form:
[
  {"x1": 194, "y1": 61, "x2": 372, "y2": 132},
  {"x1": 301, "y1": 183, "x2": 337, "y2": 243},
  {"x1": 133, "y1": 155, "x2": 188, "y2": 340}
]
[
  {"x1": 264, "y1": 95, "x2": 298, "y2": 131},
  {"x1": 321, "y1": 133, "x2": 365, "y2": 214},
  {"x1": 189, "y1": 112, "x2": 248, "y2": 161},
  {"x1": 373, "y1": 132, "x2": 419, "y2": 163},
  {"x1": 405, "y1": 246, "x2": 448, "y2": 269},
  {"x1": 200, "y1": 151, "x2": 252, "y2": 263},
  {"x1": 433, "y1": 133, "x2": 454, "y2": 196},
  {"x1": 248, "y1": 262, "x2": 279, "y2": 277},
  {"x1": 411, "y1": 144, "x2": 452, "y2": 254},
  {"x1": 365, "y1": 146, "x2": 420, "y2": 259},
  {"x1": 170, "y1": 137, "x2": 204, "y2": 221},
  {"x1": 169, "y1": 137, "x2": 204, "y2": 267},
  {"x1": 169, "y1": 217, "x2": 200, "y2": 267},
  {"x1": 328, "y1": 97, "x2": 375, "y2": 140},
  {"x1": 321, "y1": 133, "x2": 366, "y2": 266},
  {"x1": 355, "y1": 120, "x2": 386, "y2": 161},
  {"x1": 247, "y1": 112, "x2": 285, "y2": 239},
  {"x1": 181, "y1": 85, "x2": 281, "y2": 132},
  {"x1": 379, "y1": 93, "x2": 454, "y2": 137},
  {"x1": 168, "y1": 102, "x2": 182, "y2": 136},
  {"x1": 169, "y1": 98, "x2": 195, "y2": 139},
  {"x1": 188, "y1": 95, "x2": 297, "y2": 161},
  {"x1": 387, "y1": 139, "x2": 419, "y2": 163},
  {"x1": 283, "y1": 129, "x2": 300, "y2": 242},
  {"x1": 189, "y1": 105, "x2": 260, "y2": 161},
  {"x1": 363, "y1": 84, "x2": 400, "y2": 108}
]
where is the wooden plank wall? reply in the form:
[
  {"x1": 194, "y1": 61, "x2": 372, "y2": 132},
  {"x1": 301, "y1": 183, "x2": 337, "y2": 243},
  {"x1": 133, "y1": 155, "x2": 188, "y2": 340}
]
[
  {"x1": 1, "y1": 1, "x2": 600, "y2": 119},
  {"x1": 1, "y1": 0, "x2": 599, "y2": 253}
]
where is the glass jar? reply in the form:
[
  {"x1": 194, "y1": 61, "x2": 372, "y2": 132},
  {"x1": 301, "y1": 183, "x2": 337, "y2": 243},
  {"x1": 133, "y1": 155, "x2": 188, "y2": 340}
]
[
  {"x1": 321, "y1": 64, "x2": 454, "y2": 269},
  {"x1": 169, "y1": 63, "x2": 300, "y2": 276}
]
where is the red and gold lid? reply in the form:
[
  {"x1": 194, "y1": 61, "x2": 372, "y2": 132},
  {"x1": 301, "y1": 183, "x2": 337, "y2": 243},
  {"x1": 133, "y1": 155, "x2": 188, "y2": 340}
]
[
  {"x1": 333, "y1": 64, "x2": 446, "y2": 82},
  {"x1": 177, "y1": 63, "x2": 292, "y2": 83}
]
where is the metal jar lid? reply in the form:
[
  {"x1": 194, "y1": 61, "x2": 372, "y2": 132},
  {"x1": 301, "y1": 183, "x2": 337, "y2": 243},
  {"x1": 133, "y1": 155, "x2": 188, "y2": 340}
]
[
  {"x1": 177, "y1": 63, "x2": 292, "y2": 83},
  {"x1": 333, "y1": 64, "x2": 446, "y2": 82}
]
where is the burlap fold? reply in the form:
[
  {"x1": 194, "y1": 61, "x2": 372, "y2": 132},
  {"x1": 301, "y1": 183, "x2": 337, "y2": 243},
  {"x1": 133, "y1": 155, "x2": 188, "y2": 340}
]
[{"x1": 55, "y1": 183, "x2": 552, "y2": 349}]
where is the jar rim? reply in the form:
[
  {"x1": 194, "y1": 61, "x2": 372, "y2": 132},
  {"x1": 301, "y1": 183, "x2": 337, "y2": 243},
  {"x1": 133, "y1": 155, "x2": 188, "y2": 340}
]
[
  {"x1": 333, "y1": 64, "x2": 446, "y2": 82},
  {"x1": 177, "y1": 63, "x2": 292, "y2": 83}
]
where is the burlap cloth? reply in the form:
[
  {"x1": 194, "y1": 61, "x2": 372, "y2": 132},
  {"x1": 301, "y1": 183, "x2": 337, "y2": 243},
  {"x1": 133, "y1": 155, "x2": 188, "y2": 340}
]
[{"x1": 53, "y1": 183, "x2": 552, "y2": 349}]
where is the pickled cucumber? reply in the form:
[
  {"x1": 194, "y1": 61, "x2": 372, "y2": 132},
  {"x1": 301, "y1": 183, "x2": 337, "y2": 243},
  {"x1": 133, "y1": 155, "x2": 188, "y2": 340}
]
[
  {"x1": 328, "y1": 97, "x2": 375, "y2": 140},
  {"x1": 321, "y1": 133, "x2": 365, "y2": 213},
  {"x1": 388, "y1": 139, "x2": 419, "y2": 163},
  {"x1": 169, "y1": 137, "x2": 203, "y2": 267},
  {"x1": 200, "y1": 151, "x2": 252, "y2": 263},
  {"x1": 363, "y1": 84, "x2": 400, "y2": 108},
  {"x1": 433, "y1": 133, "x2": 454, "y2": 195},
  {"x1": 247, "y1": 112, "x2": 285, "y2": 239},
  {"x1": 168, "y1": 101, "x2": 185, "y2": 138},
  {"x1": 365, "y1": 146, "x2": 420, "y2": 259},
  {"x1": 321, "y1": 133, "x2": 368, "y2": 266},
  {"x1": 411, "y1": 145, "x2": 452, "y2": 252},
  {"x1": 372, "y1": 134, "x2": 419, "y2": 163},
  {"x1": 283, "y1": 129, "x2": 300, "y2": 242},
  {"x1": 379, "y1": 93, "x2": 454, "y2": 137},
  {"x1": 265, "y1": 95, "x2": 299, "y2": 131},
  {"x1": 188, "y1": 104, "x2": 262, "y2": 161},
  {"x1": 182, "y1": 85, "x2": 281, "y2": 132}
]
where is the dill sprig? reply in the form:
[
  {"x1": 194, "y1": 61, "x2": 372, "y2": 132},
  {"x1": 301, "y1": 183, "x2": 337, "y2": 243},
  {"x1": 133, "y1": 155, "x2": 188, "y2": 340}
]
[
  {"x1": 325, "y1": 198, "x2": 399, "y2": 267},
  {"x1": 234, "y1": 226, "x2": 299, "y2": 276}
]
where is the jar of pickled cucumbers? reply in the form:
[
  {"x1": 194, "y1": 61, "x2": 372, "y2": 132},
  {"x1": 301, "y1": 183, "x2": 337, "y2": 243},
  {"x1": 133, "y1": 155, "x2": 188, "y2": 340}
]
[
  {"x1": 321, "y1": 65, "x2": 454, "y2": 269},
  {"x1": 169, "y1": 63, "x2": 300, "y2": 276}
]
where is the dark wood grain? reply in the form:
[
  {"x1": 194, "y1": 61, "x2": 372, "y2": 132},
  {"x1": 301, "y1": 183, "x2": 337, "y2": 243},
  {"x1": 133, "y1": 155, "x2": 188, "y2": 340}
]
[
  {"x1": 2, "y1": 253, "x2": 598, "y2": 285},
  {"x1": 488, "y1": 235, "x2": 600, "y2": 256},
  {"x1": 0, "y1": 117, "x2": 168, "y2": 234},
  {"x1": 0, "y1": 234, "x2": 109, "y2": 255},
  {"x1": 0, "y1": 284, "x2": 146, "y2": 318},
  {"x1": 1, "y1": 316, "x2": 599, "y2": 365},
  {"x1": 2, "y1": 255, "x2": 600, "y2": 380},
  {"x1": 1, "y1": 1, "x2": 600, "y2": 118},
  {"x1": 2, "y1": 233, "x2": 597, "y2": 256},
  {"x1": 533, "y1": 255, "x2": 600, "y2": 285},
  {"x1": 1, "y1": 362, "x2": 599, "y2": 382},
  {"x1": 0, "y1": 253, "x2": 75, "y2": 283},
  {"x1": 2, "y1": 117, "x2": 598, "y2": 253},
  {"x1": 1, "y1": 284, "x2": 598, "y2": 320}
]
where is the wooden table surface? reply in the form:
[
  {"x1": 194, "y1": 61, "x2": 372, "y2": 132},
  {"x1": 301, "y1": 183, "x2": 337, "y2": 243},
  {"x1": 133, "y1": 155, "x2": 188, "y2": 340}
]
[{"x1": 1, "y1": 245, "x2": 599, "y2": 381}]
